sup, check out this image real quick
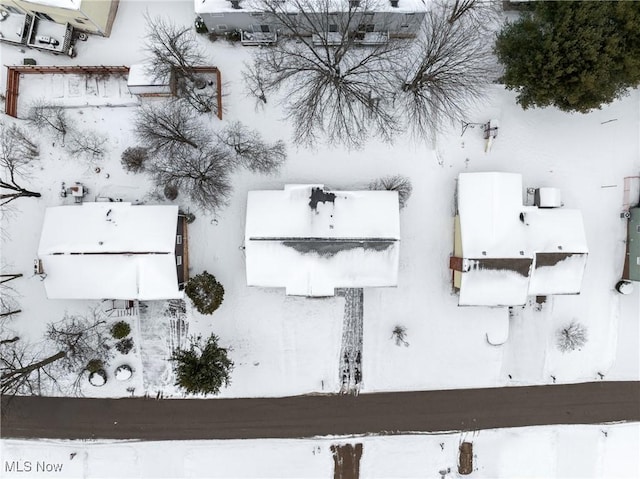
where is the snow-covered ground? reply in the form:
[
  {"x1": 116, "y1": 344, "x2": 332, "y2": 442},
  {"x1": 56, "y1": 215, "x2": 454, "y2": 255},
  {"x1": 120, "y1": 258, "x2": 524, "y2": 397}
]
[
  {"x1": 2, "y1": 1, "x2": 639, "y2": 477},
  {"x1": 2, "y1": 423, "x2": 639, "y2": 478},
  {"x1": 1, "y1": 0, "x2": 638, "y2": 399}
]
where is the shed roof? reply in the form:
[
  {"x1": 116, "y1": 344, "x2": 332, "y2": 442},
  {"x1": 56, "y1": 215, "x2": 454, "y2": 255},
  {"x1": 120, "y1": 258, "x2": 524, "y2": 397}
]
[{"x1": 245, "y1": 184, "x2": 400, "y2": 296}]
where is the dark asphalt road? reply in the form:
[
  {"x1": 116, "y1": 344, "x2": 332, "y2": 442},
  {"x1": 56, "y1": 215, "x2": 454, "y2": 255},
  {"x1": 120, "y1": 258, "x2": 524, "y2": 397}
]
[{"x1": 2, "y1": 382, "x2": 639, "y2": 440}]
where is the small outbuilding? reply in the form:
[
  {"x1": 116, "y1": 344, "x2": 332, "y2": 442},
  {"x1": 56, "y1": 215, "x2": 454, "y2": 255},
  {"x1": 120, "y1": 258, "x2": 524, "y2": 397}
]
[
  {"x1": 127, "y1": 63, "x2": 175, "y2": 97},
  {"x1": 245, "y1": 184, "x2": 400, "y2": 296}
]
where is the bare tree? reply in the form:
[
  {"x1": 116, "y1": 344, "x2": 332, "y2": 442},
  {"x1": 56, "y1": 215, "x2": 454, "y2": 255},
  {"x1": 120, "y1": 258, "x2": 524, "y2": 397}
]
[
  {"x1": 25, "y1": 99, "x2": 73, "y2": 140},
  {"x1": 1, "y1": 309, "x2": 112, "y2": 396},
  {"x1": 0, "y1": 122, "x2": 41, "y2": 207},
  {"x1": 368, "y1": 174, "x2": 412, "y2": 209},
  {"x1": 121, "y1": 146, "x2": 149, "y2": 173},
  {"x1": 447, "y1": 0, "x2": 500, "y2": 27},
  {"x1": 143, "y1": 14, "x2": 217, "y2": 113},
  {"x1": 244, "y1": 0, "x2": 405, "y2": 148},
  {"x1": 395, "y1": 1, "x2": 497, "y2": 139},
  {"x1": 146, "y1": 142, "x2": 233, "y2": 212},
  {"x1": 134, "y1": 100, "x2": 207, "y2": 155},
  {"x1": 46, "y1": 311, "x2": 112, "y2": 376},
  {"x1": 180, "y1": 78, "x2": 219, "y2": 115},
  {"x1": 557, "y1": 321, "x2": 588, "y2": 353},
  {"x1": 67, "y1": 130, "x2": 108, "y2": 162},
  {"x1": 144, "y1": 13, "x2": 207, "y2": 81},
  {"x1": 217, "y1": 121, "x2": 286, "y2": 174},
  {"x1": 0, "y1": 337, "x2": 65, "y2": 396},
  {"x1": 0, "y1": 272, "x2": 22, "y2": 321}
]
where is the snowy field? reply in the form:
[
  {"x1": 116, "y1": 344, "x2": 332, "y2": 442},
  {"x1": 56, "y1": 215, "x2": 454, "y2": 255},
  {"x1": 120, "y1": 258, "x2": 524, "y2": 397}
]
[
  {"x1": 1, "y1": 423, "x2": 639, "y2": 478},
  {"x1": 1, "y1": 1, "x2": 639, "y2": 477},
  {"x1": 1, "y1": 0, "x2": 638, "y2": 400}
]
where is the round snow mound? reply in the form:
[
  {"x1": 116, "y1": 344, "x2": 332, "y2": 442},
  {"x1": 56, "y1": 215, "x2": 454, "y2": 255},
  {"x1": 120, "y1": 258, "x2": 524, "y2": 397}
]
[
  {"x1": 616, "y1": 280, "x2": 634, "y2": 295},
  {"x1": 115, "y1": 365, "x2": 133, "y2": 381},
  {"x1": 89, "y1": 370, "x2": 107, "y2": 387}
]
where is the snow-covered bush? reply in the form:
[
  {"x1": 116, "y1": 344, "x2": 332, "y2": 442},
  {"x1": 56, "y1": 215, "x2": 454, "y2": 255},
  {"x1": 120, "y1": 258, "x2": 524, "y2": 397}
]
[
  {"x1": 171, "y1": 334, "x2": 233, "y2": 395},
  {"x1": 110, "y1": 321, "x2": 131, "y2": 339},
  {"x1": 115, "y1": 337, "x2": 134, "y2": 354},
  {"x1": 121, "y1": 146, "x2": 149, "y2": 173},
  {"x1": 86, "y1": 358, "x2": 104, "y2": 373},
  {"x1": 556, "y1": 321, "x2": 588, "y2": 353},
  {"x1": 185, "y1": 271, "x2": 225, "y2": 315},
  {"x1": 368, "y1": 175, "x2": 413, "y2": 209}
]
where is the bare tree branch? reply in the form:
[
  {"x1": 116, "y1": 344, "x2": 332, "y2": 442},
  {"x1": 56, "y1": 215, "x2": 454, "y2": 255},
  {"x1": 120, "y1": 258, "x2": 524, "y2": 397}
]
[
  {"x1": 135, "y1": 100, "x2": 207, "y2": 156},
  {"x1": 1, "y1": 309, "x2": 112, "y2": 397},
  {"x1": 144, "y1": 13, "x2": 207, "y2": 82},
  {"x1": 67, "y1": 130, "x2": 108, "y2": 162},
  {"x1": 217, "y1": 121, "x2": 286, "y2": 174},
  {"x1": 25, "y1": 99, "x2": 73, "y2": 141},
  {"x1": 0, "y1": 122, "x2": 41, "y2": 207},
  {"x1": 245, "y1": 0, "x2": 406, "y2": 148},
  {"x1": 395, "y1": 1, "x2": 497, "y2": 140},
  {"x1": 146, "y1": 141, "x2": 233, "y2": 212}
]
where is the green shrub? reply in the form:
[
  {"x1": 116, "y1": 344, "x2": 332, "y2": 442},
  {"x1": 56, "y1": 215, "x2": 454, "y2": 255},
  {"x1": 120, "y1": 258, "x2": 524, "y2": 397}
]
[
  {"x1": 86, "y1": 358, "x2": 104, "y2": 373},
  {"x1": 171, "y1": 334, "x2": 233, "y2": 395},
  {"x1": 185, "y1": 271, "x2": 224, "y2": 315},
  {"x1": 110, "y1": 320, "x2": 131, "y2": 339}
]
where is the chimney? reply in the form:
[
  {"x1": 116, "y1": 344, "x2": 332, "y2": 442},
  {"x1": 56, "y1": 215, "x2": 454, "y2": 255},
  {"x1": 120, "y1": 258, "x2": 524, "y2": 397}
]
[
  {"x1": 230, "y1": 0, "x2": 241, "y2": 8},
  {"x1": 390, "y1": 0, "x2": 399, "y2": 7},
  {"x1": 349, "y1": 0, "x2": 360, "y2": 7}
]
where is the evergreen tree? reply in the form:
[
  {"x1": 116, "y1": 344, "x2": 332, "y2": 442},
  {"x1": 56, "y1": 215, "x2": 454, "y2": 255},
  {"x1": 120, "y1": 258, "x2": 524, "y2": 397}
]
[
  {"x1": 171, "y1": 334, "x2": 233, "y2": 395},
  {"x1": 495, "y1": 1, "x2": 640, "y2": 112},
  {"x1": 185, "y1": 271, "x2": 224, "y2": 315}
]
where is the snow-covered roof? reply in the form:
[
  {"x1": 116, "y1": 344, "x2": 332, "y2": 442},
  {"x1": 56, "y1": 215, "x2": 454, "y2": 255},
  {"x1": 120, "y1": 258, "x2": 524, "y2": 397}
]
[
  {"x1": 245, "y1": 184, "x2": 400, "y2": 296},
  {"x1": 38, "y1": 203, "x2": 182, "y2": 300},
  {"x1": 456, "y1": 172, "x2": 588, "y2": 306},
  {"x1": 22, "y1": 0, "x2": 81, "y2": 10},
  {"x1": 127, "y1": 63, "x2": 170, "y2": 87},
  {"x1": 459, "y1": 266, "x2": 530, "y2": 307},
  {"x1": 457, "y1": 172, "x2": 527, "y2": 259},
  {"x1": 195, "y1": 0, "x2": 427, "y2": 15}
]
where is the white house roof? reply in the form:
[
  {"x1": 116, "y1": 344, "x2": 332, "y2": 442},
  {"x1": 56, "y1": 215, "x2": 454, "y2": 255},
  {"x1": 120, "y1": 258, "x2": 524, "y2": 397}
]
[
  {"x1": 457, "y1": 172, "x2": 527, "y2": 259},
  {"x1": 456, "y1": 172, "x2": 588, "y2": 306},
  {"x1": 245, "y1": 184, "x2": 400, "y2": 296},
  {"x1": 23, "y1": 0, "x2": 81, "y2": 10},
  {"x1": 38, "y1": 203, "x2": 182, "y2": 300},
  {"x1": 195, "y1": 0, "x2": 427, "y2": 15}
]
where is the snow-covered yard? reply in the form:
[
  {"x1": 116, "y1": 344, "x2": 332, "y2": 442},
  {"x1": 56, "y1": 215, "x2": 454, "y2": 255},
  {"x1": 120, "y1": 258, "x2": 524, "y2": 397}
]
[
  {"x1": 1, "y1": 423, "x2": 639, "y2": 478},
  {"x1": 1, "y1": 0, "x2": 638, "y2": 399},
  {"x1": 2, "y1": 1, "x2": 639, "y2": 477}
]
